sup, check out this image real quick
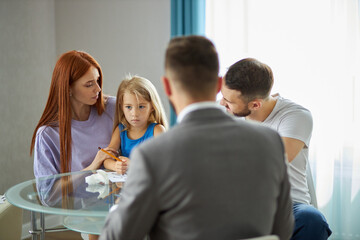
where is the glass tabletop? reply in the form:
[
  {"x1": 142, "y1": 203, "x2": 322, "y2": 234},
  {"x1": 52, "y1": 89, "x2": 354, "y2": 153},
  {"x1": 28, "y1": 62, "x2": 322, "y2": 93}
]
[
  {"x1": 5, "y1": 170, "x2": 123, "y2": 218},
  {"x1": 63, "y1": 216, "x2": 106, "y2": 235}
]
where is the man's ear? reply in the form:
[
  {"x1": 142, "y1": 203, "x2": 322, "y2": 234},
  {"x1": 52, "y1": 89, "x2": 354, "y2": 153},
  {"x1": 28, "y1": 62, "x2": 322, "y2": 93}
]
[
  {"x1": 248, "y1": 99, "x2": 263, "y2": 110},
  {"x1": 162, "y1": 76, "x2": 172, "y2": 97}
]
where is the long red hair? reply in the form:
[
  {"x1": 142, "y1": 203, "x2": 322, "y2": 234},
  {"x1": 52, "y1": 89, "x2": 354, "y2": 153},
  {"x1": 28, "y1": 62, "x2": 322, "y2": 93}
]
[{"x1": 30, "y1": 50, "x2": 105, "y2": 173}]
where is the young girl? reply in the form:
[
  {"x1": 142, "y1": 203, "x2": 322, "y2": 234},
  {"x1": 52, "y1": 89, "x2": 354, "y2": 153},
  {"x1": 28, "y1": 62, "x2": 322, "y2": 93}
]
[{"x1": 104, "y1": 75, "x2": 168, "y2": 174}]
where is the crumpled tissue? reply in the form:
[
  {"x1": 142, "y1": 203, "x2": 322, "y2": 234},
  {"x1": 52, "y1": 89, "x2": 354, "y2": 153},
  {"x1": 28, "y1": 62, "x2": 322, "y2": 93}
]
[{"x1": 85, "y1": 170, "x2": 109, "y2": 199}]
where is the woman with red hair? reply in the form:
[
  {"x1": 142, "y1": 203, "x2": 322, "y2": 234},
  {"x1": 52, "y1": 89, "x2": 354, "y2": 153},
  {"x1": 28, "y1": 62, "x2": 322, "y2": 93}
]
[{"x1": 30, "y1": 50, "x2": 116, "y2": 178}]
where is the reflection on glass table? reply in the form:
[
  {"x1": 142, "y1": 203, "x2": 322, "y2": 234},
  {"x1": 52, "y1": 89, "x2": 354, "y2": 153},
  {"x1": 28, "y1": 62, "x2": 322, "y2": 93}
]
[{"x1": 5, "y1": 170, "x2": 123, "y2": 240}]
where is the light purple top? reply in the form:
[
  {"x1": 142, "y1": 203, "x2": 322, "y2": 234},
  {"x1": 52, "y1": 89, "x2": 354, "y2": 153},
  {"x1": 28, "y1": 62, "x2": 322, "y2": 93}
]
[{"x1": 33, "y1": 96, "x2": 116, "y2": 178}]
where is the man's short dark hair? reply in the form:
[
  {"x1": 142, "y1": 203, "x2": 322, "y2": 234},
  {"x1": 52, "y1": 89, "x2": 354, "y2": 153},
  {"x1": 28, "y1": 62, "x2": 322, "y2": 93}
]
[
  {"x1": 224, "y1": 58, "x2": 274, "y2": 101},
  {"x1": 165, "y1": 35, "x2": 219, "y2": 97}
]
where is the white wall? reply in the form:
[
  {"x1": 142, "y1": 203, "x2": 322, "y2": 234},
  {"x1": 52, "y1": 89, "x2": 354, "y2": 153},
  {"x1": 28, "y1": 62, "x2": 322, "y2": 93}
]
[
  {"x1": 0, "y1": 0, "x2": 170, "y2": 235},
  {"x1": 0, "y1": 0, "x2": 57, "y2": 193},
  {"x1": 54, "y1": 0, "x2": 171, "y2": 104}
]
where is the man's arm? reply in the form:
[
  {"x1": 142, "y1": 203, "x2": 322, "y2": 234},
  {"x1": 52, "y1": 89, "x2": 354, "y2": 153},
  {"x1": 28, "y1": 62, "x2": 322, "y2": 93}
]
[
  {"x1": 282, "y1": 137, "x2": 305, "y2": 162},
  {"x1": 278, "y1": 108, "x2": 313, "y2": 162},
  {"x1": 99, "y1": 148, "x2": 158, "y2": 240}
]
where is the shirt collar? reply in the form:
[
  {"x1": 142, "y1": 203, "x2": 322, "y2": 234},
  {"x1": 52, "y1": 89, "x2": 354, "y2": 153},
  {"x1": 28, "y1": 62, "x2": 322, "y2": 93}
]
[{"x1": 177, "y1": 101, "x2": 225, "y2": 123}]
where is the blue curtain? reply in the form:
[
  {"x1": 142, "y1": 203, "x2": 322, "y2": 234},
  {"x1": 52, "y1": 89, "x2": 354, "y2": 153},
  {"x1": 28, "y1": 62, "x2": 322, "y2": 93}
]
[{"x1": 169, "y1": 0, "x2": 206, "y2": 126}]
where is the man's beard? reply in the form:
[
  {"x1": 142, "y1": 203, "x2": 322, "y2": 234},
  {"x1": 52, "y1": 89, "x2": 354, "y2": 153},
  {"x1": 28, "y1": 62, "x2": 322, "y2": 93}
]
[{"x1": 233, "y1": 107, "x2": 251, "y2": 117}]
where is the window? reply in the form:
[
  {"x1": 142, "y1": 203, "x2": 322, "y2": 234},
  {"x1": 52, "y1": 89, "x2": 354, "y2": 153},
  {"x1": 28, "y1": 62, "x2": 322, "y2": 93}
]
[{"x1": 206, "y1": 0, "x2": 360, "y2": 238}]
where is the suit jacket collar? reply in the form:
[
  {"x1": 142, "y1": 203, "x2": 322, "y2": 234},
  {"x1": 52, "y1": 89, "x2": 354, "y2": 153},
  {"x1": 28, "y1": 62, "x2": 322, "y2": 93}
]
[
  {"x1": 180, "y1": 106, "x2": 233, "y2": 125},
  {"x1": 177, "y1": 102, "x2": 225, "y2": 123}
]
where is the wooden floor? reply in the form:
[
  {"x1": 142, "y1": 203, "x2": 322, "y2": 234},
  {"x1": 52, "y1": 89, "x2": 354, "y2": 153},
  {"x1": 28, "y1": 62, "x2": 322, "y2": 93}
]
[{"x1": 24, "y1": 230, "x2": 83, "y2": 240}]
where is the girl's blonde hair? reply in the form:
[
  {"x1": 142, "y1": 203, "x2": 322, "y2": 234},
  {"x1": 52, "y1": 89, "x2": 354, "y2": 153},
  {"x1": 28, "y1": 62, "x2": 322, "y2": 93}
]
[{"x1": 113, "y1": 75, "x2": 168, "y2": 132}]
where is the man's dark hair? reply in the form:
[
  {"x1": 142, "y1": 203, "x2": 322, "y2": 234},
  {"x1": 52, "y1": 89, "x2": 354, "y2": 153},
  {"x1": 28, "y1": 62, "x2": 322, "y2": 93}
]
[
  {"x1": 165, "y1": 35, "x2": 219, "y2": 98},
  {"x1": 224, "y1": 58, "x2": 274, "y2": 101}
]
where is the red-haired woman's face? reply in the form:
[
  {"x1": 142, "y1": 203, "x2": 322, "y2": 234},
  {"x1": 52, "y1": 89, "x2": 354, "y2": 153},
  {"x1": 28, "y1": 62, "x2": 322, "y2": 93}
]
[{"x1": 70, "y1": 66, "x2": 101, "y2": 109}]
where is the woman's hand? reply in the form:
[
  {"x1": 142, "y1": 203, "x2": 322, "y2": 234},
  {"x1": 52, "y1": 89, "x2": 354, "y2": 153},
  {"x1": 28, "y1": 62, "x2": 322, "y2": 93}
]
[
  {"x1": 115, "y1": 156, "x2": 130, "y2": 174},
  {"x1": 83, "y1": 147, "x2": 118, "y2": 171}
]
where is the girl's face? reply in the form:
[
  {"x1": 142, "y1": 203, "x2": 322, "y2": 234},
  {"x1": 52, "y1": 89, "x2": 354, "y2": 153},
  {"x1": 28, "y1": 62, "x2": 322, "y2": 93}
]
[
  {"x1": 70, "y1": 66, "x2": 101, "y2": 107},
  {"x1": 122, "y1": 92, "x2": 153, "y2": 129}
]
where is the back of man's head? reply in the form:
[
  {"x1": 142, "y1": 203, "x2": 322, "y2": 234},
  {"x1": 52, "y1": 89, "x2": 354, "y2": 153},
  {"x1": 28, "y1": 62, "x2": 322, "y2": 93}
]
[
  {"x1": 165, "y1": 35, "x2": 219, "y2": 99},
  {"x1": 224, "y1": 58, "x2": 274, "y2": 101}
]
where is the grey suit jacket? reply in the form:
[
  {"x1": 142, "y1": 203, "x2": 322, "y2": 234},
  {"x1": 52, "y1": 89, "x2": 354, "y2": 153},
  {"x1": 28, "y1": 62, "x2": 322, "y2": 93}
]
[{"x1": 100, "y1": 108, "x2": 294, "y2": 240}]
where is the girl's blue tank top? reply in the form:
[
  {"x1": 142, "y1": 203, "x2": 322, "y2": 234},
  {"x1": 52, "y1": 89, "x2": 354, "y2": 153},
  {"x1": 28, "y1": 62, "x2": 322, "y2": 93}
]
[{"x1": 118, "y1": 123, "x2": 157, "y2": 158}]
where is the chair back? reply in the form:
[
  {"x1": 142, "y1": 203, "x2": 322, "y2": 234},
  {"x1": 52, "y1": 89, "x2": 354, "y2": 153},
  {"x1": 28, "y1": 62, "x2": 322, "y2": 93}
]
[{"x1": 306, "y1": 162, "x2": 318, "y2": 208}]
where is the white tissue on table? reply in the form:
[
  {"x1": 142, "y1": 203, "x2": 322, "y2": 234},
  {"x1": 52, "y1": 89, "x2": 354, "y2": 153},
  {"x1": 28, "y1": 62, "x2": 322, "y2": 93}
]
[
  {"x1": 85, "y1": 169, "x2": 109, "y2": 185},
  {"x1": 85, "y1": 170, "x2": 109, "y2": 199}
]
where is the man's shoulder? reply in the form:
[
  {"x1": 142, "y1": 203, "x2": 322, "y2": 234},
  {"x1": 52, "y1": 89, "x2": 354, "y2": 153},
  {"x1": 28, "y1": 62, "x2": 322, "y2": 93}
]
[
  {"x1": 268, "y1": 95, "x2": 313, "y2": 142},
  {"x1": 276, "y1": 96, "x2": 311, "y2": 113},
  {"x1": 271, "y1": 96, "x2": 312, "y2": 123}
]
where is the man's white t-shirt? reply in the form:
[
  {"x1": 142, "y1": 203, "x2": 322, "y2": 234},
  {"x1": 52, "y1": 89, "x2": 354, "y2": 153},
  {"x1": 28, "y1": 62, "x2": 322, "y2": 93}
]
[{"x1": 261, "y1": 94, "x2": 312, "y2": 204}]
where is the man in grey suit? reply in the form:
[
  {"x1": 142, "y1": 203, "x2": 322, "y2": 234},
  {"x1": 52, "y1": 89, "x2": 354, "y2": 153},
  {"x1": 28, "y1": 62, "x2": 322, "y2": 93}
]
[{"x1": 100, "y1": 36, "x2": 294, "y2": 240}]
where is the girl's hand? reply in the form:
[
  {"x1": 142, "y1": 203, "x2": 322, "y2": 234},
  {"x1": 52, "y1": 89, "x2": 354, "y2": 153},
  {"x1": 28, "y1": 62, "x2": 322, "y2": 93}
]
[{"x1": 115, "y1": 157, "x2": 130, "y2": 174}]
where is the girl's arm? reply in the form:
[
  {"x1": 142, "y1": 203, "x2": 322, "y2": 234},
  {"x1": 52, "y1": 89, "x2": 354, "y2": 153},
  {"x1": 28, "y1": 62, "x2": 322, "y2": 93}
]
[
  {"x1": 104, "y1": 127, "x2": 121, "y2": 171},
  {"x1": 154, "y1": 124, "x2": 166, "y2": 137}
]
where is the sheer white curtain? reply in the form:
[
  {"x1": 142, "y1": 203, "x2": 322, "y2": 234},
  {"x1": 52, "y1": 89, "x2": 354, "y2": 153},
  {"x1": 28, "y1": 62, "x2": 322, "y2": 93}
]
[{"x1": 206, "y1": 1, "x2": 360, "y2": 239}]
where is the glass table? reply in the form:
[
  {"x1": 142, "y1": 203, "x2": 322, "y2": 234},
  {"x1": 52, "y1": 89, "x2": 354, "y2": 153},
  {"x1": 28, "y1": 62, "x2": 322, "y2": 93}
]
[{"x1": 5, "y1": 170, "x2": 123, "y2": 240}]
